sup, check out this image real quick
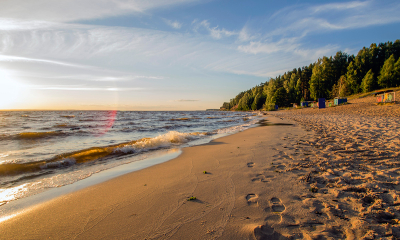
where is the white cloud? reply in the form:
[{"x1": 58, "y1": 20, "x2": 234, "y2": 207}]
[
  {"x1": 0, "y1": 0, "x2": 199, "y2": 22},
  {"x1": 1, "y1": 0, "x2": 399, "y2": 93},
  {"x1": 50, "y1": 75, "x2": 164, "y2": 81},
  {"x1": 163, "y1": 19, "x2": 182, "y2": 29},
  {"x1": 311, "y1": 1, "x2": 369, "y2": 13},
  {"x1": 265, "y1": 0, "x2": 400, "y2": 38},
  {"x1": 33, "y1": 86, "x2": 144, "y2": 91},
  {"x1": 237, "y1": 26, "x2": 257, "y2": 42},
  {"x1": 193, "y1": 20, "x2": 237, "y2": 39},
  {"x1": 237, "y1": 37, "x2": 300, "y2": 55},
  {"x1": 0, "y1": 55, "x2": 97, "y2": 69}
]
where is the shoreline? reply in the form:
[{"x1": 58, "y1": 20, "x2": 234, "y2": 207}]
[
  {"x1": 0, "y1": 148, "x2": 182, "y2": 222},
  {"x1": 2, "y1": 116, "x2": 312, "y2": 239},
  {"x1": 0, "y1": 112, "x2": 261, "y2": 213},
  {"x1": 3, "y1": 95, "x2": 399, "y2": 239}
]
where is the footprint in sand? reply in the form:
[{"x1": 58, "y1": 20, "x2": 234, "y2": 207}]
[
  {"x1": 246, "y1": 194, "x2": 258, "y2": 206},
  {"x1": 270, "y1": 197, "x2": 286, "y2": 213},
  {"x1": 263, "y1": 197, "x2": 285, "y2": 224},
  {"x1": 253, "y1": 224, "x2": 287, "y2": 240},
  {"x1": 247, "y1": 162, "x2": 255, "y2": 168},
  {"x1": 252, "y1": 173, "x2": 274, "y2": 183}
]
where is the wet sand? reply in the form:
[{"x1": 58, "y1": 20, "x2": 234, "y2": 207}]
[
  {"x1": 2, "y1": 93, "x2": 400, "y2": 239},
  {"x1": 1, "y1": 116, "x2": 311, "y2": 239}
]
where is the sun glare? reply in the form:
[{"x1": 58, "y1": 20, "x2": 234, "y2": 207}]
[{"x1": 0, "y1": 69, "x2": 26, "y2": 109}]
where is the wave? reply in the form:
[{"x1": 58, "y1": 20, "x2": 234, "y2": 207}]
[
  {"x1": 16, "y1": 131, "x2": 65, "y2": 140},
  {"x1": 169, "y1": 118, "x2": 200, "y2": 121},
  {"x1": 0, "y1": 131, "x2": 208, "y2": 176}
]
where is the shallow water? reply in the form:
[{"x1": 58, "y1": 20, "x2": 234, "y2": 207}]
[{"x1": 0, "y1": 111, "x2": 260, "y2": 204}]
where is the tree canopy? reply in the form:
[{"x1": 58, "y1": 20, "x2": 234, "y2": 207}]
[{"x1": 221, "y1": 39, "x2": 400, "y2": 111}]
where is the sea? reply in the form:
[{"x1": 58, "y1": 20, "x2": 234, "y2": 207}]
[{"x1": 0, "y1": 110, "x2": 261, "y2": 207}]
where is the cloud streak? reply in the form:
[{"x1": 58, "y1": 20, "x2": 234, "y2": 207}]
[
  {"x1": 193, "y1": 20, "x2": 237, "y2": 39},
  {"x1": 163, "y1": 19, "x2": 182, "y2": 29},
  {"x1": 33, "y1": 86, "x2": 144, "y2": 91},
  {"x1": 0, "y1": 0, "x2": 199, "y2": 22},
  {"x1": 265, "y1": 0, "x2": 400, "y2": 38}
]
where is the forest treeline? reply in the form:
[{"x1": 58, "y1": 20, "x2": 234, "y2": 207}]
[{"x1": 221, "y1": 40, "x2": 400, "y2": 111}]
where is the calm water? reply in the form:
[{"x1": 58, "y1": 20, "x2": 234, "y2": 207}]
[{"x1": 0, "y1": 111, "x2": 261, "y2": 205}]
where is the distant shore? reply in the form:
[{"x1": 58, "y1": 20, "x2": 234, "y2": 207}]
[{"x1": 2, "y1": 93, "x2": 400, "y2": 239}]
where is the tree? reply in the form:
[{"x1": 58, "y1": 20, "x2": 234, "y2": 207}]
[
  {"x1": 274, "y1": 87, "x2": 287, "y2": 107},
  {"x1": 251, "y1": 93, "x2": 266, "y2": 110},
  {"x1": 345, "y1": 62, "x2": 360, "y2": 94},
  {"x1": 361, "y1": 69, "x2": 374, "y2": 93},
  {"x1": 378, "y1": 55, "x2": 397, "y2": 88},
  {"x1": 237, "y1": 92, "x2": 254, "y2": 111},
  {"x1": 395, "y1": 57, "x2": 400, "y2": 87},
  {"x1": 264, "y1": 78, "x2": 279, "y2": 110},
  {"x1": 221, "y1": 39, "x2": 400, "y2": 111},
  {"x1": 309, "y1": 59, "x2": 325, "y2": 100}
]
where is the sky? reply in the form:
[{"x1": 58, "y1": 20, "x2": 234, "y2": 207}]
[{"x1": 0, "y1": 0, "x2": 399, "y2": 110}]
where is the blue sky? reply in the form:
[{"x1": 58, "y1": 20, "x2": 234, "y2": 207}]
[{"x1": 0, "y1": 0, "x2": 399, "y2": 110}]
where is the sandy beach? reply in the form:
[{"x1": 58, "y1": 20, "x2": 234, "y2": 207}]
[{"x1": 2, "y1": 93, "x2": 400, "y2": 239}]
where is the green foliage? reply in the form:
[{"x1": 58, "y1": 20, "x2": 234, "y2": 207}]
[
  {"x1": 337, "y1": 75, "x2": 350, "y2": 97},
  {"x1": 361, "y1": 69, "x2": 375, "y2": 93},
  {"x1": 187, "y1": 196, "x2": 197, "y2": 201},
  {"x1": 251, "y1": 93, "x2": 266, "y2": 110},
  {"x1": 345, "y1": 62, "x2": 360, "y2": 94},
  {"x1": 310, "y1": 59, "x2": 324, "y2": 100},
  {"x1": 221, "y1": 40, "x2": 400, "y2": 110},
  {"x1": 237, "y1": 92, "x2": 254, "y2": 111},
  {"x1": 274, "y1": 87, "x2": 287, "y2": 107},
  {"x1": 378, "y1": 55, "x2": 400, "y2": 88}
]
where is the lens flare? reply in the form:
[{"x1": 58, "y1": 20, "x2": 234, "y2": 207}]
[{"x1": 96, "y1": 110, "x2": 117, "y2": 136}]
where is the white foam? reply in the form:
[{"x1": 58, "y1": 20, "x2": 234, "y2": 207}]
[
  {"x1": 40, "y1": 158, "x2": 76, "y2": 169},
  {"x1": 216, "y1": 116, "x2": 260, "y2": 134},
  {"x1": 117, "y1": 131, "x2": 205, "y2": 154}
]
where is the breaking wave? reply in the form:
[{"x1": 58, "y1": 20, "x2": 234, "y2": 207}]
[
  {"x1": 0, "y1": 131, "x2": 208, "y2": 176},
  {"x1": 16, "y1": 131, "x2": 65, "y2": 140}
]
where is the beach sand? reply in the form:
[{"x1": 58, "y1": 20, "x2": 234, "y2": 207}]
[
  {"x1": 269, "y1": 92, "x2": 400, "y2": 239},
  {"x1": 2, "y1": 94, "x2": 400, "y2": 239}
]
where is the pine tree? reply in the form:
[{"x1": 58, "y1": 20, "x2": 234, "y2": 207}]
[
  {"x1": 394, "y1": 57, "x2": 400, "y2": 87},
  {"x1": 309, "y1": 59, "x2": 324, "y2": 100},
  {"x1": 346, "y1": 62, "x2": 360, "y2": 94},
  {"x1": 361, "y1": 69, "x2": 374, "y2": 93},
  {"x1": 378, "y1": 55, "x2": 396, "y2": 88}
]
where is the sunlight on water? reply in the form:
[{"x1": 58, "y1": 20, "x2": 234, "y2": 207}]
[
  {"x1": 0, "y1": 183, "x2": 29, "y2": 202},
  {"x1": 0, "y1": 213, "x2": 19, "y2": 223},
  {"x1": 0, "y1": 111, "x2": 262, "y2": 204}
]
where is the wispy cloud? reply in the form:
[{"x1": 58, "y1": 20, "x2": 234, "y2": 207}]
[
  {"x1": 265, "y1": 0, "x2": 400, "y2": 38},
  {"x1": 0, "y1": 55, "x2": 97, "y2": 69},
  {"x1": 0, "y1": 0, "x2": 200, "y2": 22},
  {"x1": 33, "y1": 86, "x2": 144, "y2": 91},
  {"x1": 163, "y1": 19, "x2": 182, "y2": 29},
  {"x1": 192, "y1": 20, "x2": 237, "y2": 39},
  {"x1": 1, "y1": 0, "x2": 399, "y2": 91},
  {"x1": 50, "y1": 75, "x2": 164, "y2": 81},
  {"x1": 311, "y1": 1, "x2": 369, "y2": 13},
  {"x1": 237, "y1": 37, "x2": 301, "y2": 55}
]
